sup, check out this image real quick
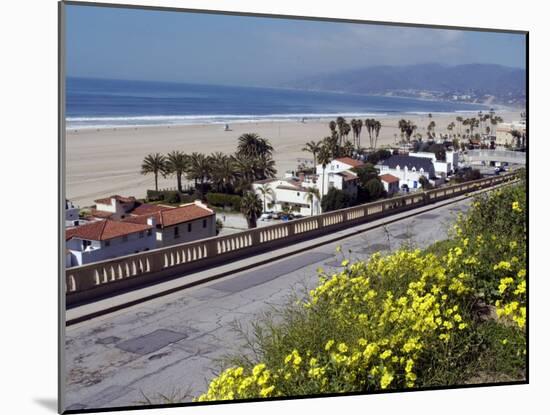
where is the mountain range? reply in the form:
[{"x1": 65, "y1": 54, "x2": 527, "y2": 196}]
[{"x1": 284, "y1": 63, "x2": 526, "y2": 105}]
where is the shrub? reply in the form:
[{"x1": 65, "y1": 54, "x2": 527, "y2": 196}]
[
  {"x1": 321, "y1": 188, "x2": 354, "y2": 212},
  {"x1": 196, "y1": 181, "x2": 526, "y2": 401},
  {"x1": 206, "y1": 193, "x2": 242, "y2": 211}
]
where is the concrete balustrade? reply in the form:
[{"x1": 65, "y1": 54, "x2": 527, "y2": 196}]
[{"x1": 65, "y1": 173, "x2": 519, "y2": 305}]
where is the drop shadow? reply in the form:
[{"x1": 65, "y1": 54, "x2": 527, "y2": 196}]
[{"x1": 34, "y1": 398, "x2": 57, "y2": 413}]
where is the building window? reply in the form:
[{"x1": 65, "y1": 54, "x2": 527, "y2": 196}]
[
  {"x1": 122, "y1": 235, "x2": 128, "y2": 242},
  {"x1": 202, "y1": 219, "x2": 207, "y2": 228},
  {"x1": 297, "y1": 192, "x2": 300, "y2": 196},
  {"x1": 188, "y1": 223, "x2": 192, "y2": 232},
  {"x1": 174, "y1": 226, "x2": 179, "y2": 238},
  {"x1": 82, "y1": 240, "x2": 91, "y2": 248},
  {"x1": 105, "y1": 240, "x2": 110, "y2": 247},
  {"x1": 139, "y1": 231, "x2": 144, "y2": 238},
  {"x1": 147, "y1": 229, "x2": 152, "y2": 236}
]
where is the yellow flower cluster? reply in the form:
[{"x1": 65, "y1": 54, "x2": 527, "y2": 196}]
[{"x1": 197, "y1": 247, "x2": 475, "y2": 401}]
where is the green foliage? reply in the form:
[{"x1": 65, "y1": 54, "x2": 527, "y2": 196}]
[
  {"x1": 206, "y1": 193, "x2": 242, "y2": 211},
  {"x1": 197, "y1": 181, "x2": 526, "y2": 401},
  {"x1": 146, "y1": 189, "x2": 194, "y2": 204},
  {"x1": 366, "y1": 149, "x2": 392, "y2": 165},
  {"x1": 321, "y1": 188, "x2": 354, "y2": 212}
]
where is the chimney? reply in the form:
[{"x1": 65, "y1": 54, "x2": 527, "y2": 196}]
[{"x1": 147, "y1": 216, "x2": 156, "y2": 227}]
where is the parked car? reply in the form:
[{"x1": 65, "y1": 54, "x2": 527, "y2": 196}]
[{"x1": 259, "y1": 211, "x2": 274, "y2": 221}]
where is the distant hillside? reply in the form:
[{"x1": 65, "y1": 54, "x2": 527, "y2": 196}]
[{"x1": 285, "y1": 63, "x2": 526, "y2": 106}]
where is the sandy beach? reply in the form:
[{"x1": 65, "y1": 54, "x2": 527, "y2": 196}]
[{"x1": 66, "y1": 110, "x2": 521, "y2": 207}]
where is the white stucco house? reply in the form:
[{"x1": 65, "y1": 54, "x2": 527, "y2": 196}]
[
  {"x1": 316, "y1": 157, "x2": 363, "y2": 199},
  {"x1": 66, "y1": 218, "x2": 156, "y2": 267},
  {"x1": 123, "y1": 200, "x2": 216, "y2": 248},
  {"x1": 91, "y1": 195, "x2": 139, "y2": 220},
  {"x1": 252, "y1": 176, "x2": 320, "y2": 216},
  {"x1": 379, "y1": 174, "x2": 400, "y2": 195},
  {"x1": 411, "y1": 151, "x2": 458, "y2": 178},
  {"x1": 377, "y1": 155, "x2": 444, "y2": 191}
]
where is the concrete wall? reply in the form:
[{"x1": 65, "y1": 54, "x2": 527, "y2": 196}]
[
  {"x1": 67, "y1": 230, "x2": 156, "y2": 267},
  {"x1": 65, "y1": 173, "x2": 518, "y2": 305},
  {"x1": 157, "y1": 215, "x2": 216, "y2": 248}
]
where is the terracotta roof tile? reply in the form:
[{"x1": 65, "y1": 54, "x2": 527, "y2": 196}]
[
  {"x1": 124, "y1": 203, "x2": 214, "y2": 228},
  {"x1": 66, "y1": 220, "x2": 152, "y2": 241},
  {"x1": 130, "y1": 203, "x2": 173, "y2": 216},
  {"x1": 94, "y1": 195, "x2": 136, "y2": 204},
  {"x1": 335, "y1": 157, "x2": 364, "y2": 168},
  {"x1": 379, "y1": 174, "x2": 400, "y2": 184}
]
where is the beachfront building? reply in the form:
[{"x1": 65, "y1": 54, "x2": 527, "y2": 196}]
[
  {"x1": 91, "y1": 195, "x2": 139, "y2": 220},
  {"x1": 252, "y1": 175, "x2": 320, "y2": 216},
  {"x1": 379, "y1": 174, "x2": 400, "y2": 196},
  {"x1": 65, "y1": 199, "x2": 81, "y2": 227},
  {"x1": 376, "y1": 155, "x2": 443, "y2": 191},
  {"x1": 495, "y1": 121, "x2": 527, "y2": 148},
  {"x1": 66, "y1": 219, "x2": 156, "y2": 267},
  {"x1": 316, "y1": 157, "x2": 363, "y2": 199},
  {"x1": 410, "y1": 151, "x2": 458, "y2": 178},
  {"x1": 124, "y1": 200, "x2": 216, "y2": 248}
]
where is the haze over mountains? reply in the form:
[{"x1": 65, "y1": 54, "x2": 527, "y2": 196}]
[{"x1": 285, "y1": 63, "x2": 526, "y2": 106}]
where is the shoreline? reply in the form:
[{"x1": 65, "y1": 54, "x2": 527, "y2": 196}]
[
  {"x1": 66, "y1": 110, "x2": 522, "y2": 208},
  {"x1": 65, "y1": 101, "x2": 522, "y2": 132}
]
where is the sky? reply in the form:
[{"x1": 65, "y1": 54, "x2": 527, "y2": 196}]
[{"x1": 65, "y1": 4, "x2": 526, "y2": 87}]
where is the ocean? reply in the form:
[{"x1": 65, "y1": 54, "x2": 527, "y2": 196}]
[{"x1": 66, "y1": 77, "x2": 488, "y2": 129}]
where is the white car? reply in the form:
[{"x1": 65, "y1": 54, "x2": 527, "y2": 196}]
[{"x1": 259, "y1": 212, "x2": 274, "y2": 221}]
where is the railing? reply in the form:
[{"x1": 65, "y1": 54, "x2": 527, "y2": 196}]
[{"x1": 65, "y1": 173, "x2": 519, "y2": 305}]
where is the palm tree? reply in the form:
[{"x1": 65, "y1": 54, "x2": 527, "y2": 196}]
[
  {"x1": 302, "y1": 140, "x2": 322, "y2": 168},
  {"x1": 305, "y1": 187, "x2": 320, "y2": 216},
  {"x1": 141, "y1": 153, "x2": 167, "y2": 192},
  {"x1": 209, "y1": 152, "x2": 236, "y2": 192},
  {"x1": 186, "y1": 152, "x2": 211, "y2": 193},
  {"x1": 447, "y1": 122, "x2": 455, "y2": 138},
  {"x1": 237, "y1": 133, "x2": 273, "y2": 159},
  {"x1": 365, "y1": 118, "x2": 374, "y2": 149},
  {"x1": 257, "y1": 183, "x2": 275, "y2": 212},
  {"x1": 456, "y1": 116, "x2": 464, "y2": 134},
  {"x1": 427, "y1": 120, "x2": 436, "y2": 139},
  {"x1": 165, "y1": 150, "x2": 188, "y2": 192},
  {"x1": 373, "y1": 120, "x2": 382, "y2": 149},
  {"x1": 317, "y1": 145, "x2": 332, "y2": 200},
  {"x1": 398, "y1": 119, "x2": 417, "y2": 142},
  {"x1": 336, "y1": 116, "x2": 346, "y2": 145},
  {"x1": 240, "y1": 191, "x2": 263, "y2": 229}
]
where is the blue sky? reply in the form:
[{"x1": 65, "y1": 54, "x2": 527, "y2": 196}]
[{"x1": 66, "y1": 4, "x2": 526, "y2": 87}]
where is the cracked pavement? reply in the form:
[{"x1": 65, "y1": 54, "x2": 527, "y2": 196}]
[{"x1": 64, "y1": 199, "x2": 470, "y2": 410}]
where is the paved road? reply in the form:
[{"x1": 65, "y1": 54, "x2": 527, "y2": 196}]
[{"x1": 64, "y1": 199, "x2": 471, "y2": 411}]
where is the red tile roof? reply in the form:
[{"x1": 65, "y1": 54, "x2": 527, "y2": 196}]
[
  {"x1": 335, "y1": 157, "x2": 364, "y2": 168},
  {"x1": 130, "y1": 203, "x2": 173, "y2": 216},
  {"x1": 124, "y1": 203, "x2": 214, "y2": 228},
  {"x1": 379, "y1": 174, "x2": 400, "y2": 184},
  {"x1": 94, "y1": 195, "x2": 136, "y2": 204},
  {"x1": 66, "y1": 220, "x2": 152, "y2": 241},
  {"x1": 89, "y1": 209, "x2": 114, "y2": 219},
  {"x1": 337, "y1": 171, "x2": 359, "y2": 182}
]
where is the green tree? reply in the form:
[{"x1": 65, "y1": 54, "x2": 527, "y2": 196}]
[
  {"x1": 165, "y1": 150, "x2": 188, "y2": 193},
  {"x1": 237, "y1": 133, "x2": 274, "y2": 159},
  {"x1": 141, "y1": 153, "x2": 167, "y2": 192},
  {"x1": 186, "y1": 152, "x2": 211, "y2": 194},
  {"x1": 321, "y1": 188, "x2": 353, "y2": 212},
  {"x1": 398, "y1": 119, "x2": 417, "y2": 142},
  {"x1": 302, "y1": 140, "x2": 322, "y2": 168},
  {"x1": 364, "y1": 178, "x2": 385, "y2": 201},
  {"x1": 209, "y1": 152, "x2": 236, "y2": 193},
  {"x1": 240, "y1": 191, "x2": 263, "y2": 229}
]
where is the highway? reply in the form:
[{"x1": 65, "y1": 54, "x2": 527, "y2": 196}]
[{"x1": 64, "y1": 197, "x2": 472, "y2": 411}]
